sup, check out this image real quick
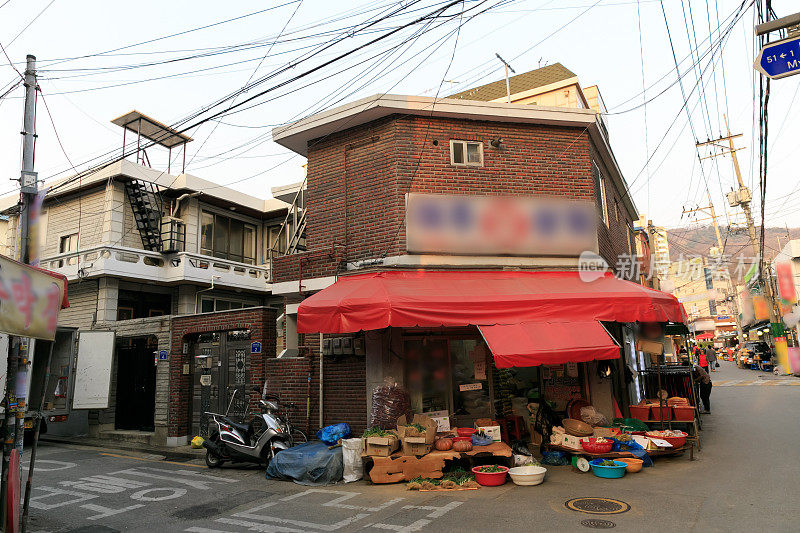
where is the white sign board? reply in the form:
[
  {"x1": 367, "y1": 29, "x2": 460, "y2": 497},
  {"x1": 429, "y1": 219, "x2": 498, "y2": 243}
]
[{"x1": 72, "y1": 331, "x2": 115, "y2": 409}]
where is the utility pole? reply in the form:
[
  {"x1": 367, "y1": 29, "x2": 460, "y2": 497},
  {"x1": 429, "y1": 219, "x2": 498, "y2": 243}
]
[
  {"x1": 1, "y1": 54, "x2": 37, "y2": 530},
  {"x1": 681, "y1": 188, "x2": 745, "y2": 345},
  {"x1": 495, "y1": 53, "x2": 516, "y2": 103},
  {"x1": 696, "y1": 115, "x2": 780, "y2": 328}
]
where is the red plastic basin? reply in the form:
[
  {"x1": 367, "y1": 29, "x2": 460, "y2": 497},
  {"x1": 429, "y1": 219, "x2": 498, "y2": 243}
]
[
  {"x1": 580, "y1": 437, "x2": 614, "y2": 454},
  {"x1": 471, "y1": 465, "x2": 508, "y2": 486},
  {"x1": 646, "y1": 431, "x2": 687, "y2": 449}
]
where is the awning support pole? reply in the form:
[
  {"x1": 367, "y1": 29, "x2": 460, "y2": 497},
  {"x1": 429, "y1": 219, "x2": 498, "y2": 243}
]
[{"x1": 319, "y1": 335, "x2": 324, "y2": 429}]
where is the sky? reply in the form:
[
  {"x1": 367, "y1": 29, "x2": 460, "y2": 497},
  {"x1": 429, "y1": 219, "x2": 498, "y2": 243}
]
[{"x1": 0, "y1": 0, "x2": 798, "y2": 232}]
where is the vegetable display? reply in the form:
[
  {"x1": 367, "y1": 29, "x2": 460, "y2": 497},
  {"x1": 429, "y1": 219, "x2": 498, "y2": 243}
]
[
  {"x1": 476, "y1": 465, "x2": 504, "y2": 473},
  {"x1": 434, "y1": 437, "x2": 453, "y2": 451},
  {"x1": 362, "y1": 427, "x2": 395, "y2": 438}
]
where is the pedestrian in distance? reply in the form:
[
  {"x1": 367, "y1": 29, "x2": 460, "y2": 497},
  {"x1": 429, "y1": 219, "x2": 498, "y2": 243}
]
[
  {"x1": 698, "y1": 345, "x2": 709, "y2": 374},
  {"x1": 706, "y1": 345, "x2": 717, "y2": 372},
  {"x1": 686, "y1": 362, "x2": 713, "y2": 413}
]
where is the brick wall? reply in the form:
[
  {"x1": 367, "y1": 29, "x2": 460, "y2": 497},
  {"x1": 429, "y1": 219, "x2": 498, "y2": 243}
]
[
  {"x1": 169, "y1": 307, "x2": 276, "y2": 437},
  {"x1": 297, "y1": 333, "x2": 368, "y2": 436},
  {"x1": 275, "y1": 114, "x2": 633, "y2": 281}
]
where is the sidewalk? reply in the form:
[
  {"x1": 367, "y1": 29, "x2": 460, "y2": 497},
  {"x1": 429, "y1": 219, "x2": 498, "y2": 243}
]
[{"x1": 40, "y1": 434, "x2": 205, "y2": 459}]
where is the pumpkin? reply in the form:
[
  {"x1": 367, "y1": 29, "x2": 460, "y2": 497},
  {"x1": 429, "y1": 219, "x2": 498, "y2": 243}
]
[
  {"x1": 434, "y1": 438, "x2": 453, "y2": 451},
  {"x1": 452, "y1": 439, "x2": 473, "y2": 452}
]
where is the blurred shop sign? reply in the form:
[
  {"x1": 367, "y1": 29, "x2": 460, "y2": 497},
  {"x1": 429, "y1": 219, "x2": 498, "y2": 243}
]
[
  {"x1": 0, "y1": 255, "x2": 65, "y2": 340},
  {"x1": 406, "y1": 193, "x2": 598, "y2": 256}
]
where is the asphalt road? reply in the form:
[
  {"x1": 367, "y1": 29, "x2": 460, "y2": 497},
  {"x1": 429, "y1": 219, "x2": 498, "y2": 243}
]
[{"x1": 23, "y1": 361, "x2": 800, "y2": 532}]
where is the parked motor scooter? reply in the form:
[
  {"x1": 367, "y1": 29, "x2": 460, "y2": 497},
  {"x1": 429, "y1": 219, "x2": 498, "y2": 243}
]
[{"x1": 202, "y1": 386, "x2": 307, "y2": 468}]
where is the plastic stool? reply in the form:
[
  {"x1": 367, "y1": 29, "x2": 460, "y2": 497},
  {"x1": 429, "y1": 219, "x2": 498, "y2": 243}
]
[
  {"x1": 504, "y1": 415, "x2": 525, "y2": 441},
  {"x1": 750, "y1": 364, "x2": 758, "y2": 370}
]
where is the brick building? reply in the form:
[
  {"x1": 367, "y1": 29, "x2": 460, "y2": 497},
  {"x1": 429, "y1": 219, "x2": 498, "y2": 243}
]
[{"x1": 266, "y1": 66, "x2": 684, "y2": 435}]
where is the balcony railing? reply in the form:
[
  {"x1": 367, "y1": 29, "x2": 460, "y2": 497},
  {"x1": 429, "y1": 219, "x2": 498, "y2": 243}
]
[{"x1": 41, "y1": 245, "x2": 270, "y2": 292}]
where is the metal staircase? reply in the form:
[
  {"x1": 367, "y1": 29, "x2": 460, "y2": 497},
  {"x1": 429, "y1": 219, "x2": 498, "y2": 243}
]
[
  {"x1": 125, "y1": 179, "x2": 164, "y2": 252},
  {"x1": 270, "y1": 178, "x2": 307, "y2": 259}
]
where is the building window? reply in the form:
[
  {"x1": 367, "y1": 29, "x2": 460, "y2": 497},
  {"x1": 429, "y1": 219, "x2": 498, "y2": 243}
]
[
  {"x1": 200, "y1": 297, "x2": 253, "y2": 313},
  {"x1": 267, "y1": 225, "x2": 287, "y2": 255},
  {"x1": 59, "y1": 233, "x2": 79, "y2": 265},
  {"x1": 592, "y1": 163, "x2": 608, "y2": 225},
  {"x1": 450, "y1": 140, "x2": 483, "y2": 167},
  {"x1": 200, "y1": 211, "x2": 257, "y2": 264}
]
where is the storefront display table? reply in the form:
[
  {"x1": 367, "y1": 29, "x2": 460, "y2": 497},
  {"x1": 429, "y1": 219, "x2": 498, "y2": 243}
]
[
  {"x1": 545, "y1": 443, "x2": 692, "y2": 460},
  {"x1": 366, "y1": 442, "x2": 512, "y2": 483}
]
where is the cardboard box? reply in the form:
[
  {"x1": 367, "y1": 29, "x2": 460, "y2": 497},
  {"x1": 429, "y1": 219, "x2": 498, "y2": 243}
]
[
  {"x1": 363, "y1": 433, "x2": 400, "y2": 457},
  {"x1": 368, "y1": 454, "x2": 448, "y2": 483},
  {"x1": 396, "y1": 414, "x2": 438, "y2": 456},
  {"x1": 475, "y1": 425, "x2": 502, "y2": 442},
  {"x1": 423, "y1": 410, "x2": 451, "y2": 432}
]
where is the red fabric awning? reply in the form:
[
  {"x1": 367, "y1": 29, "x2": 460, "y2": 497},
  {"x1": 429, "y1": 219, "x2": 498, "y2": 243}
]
[
  {"x1": 478, "y1": 320, "x2": 620, "y2": 368},
  {"x1": 695, "y1": 332, "x2": 714, "y2": 340},
  {"x1": 297, "y1": 270, "x2": 686, "y2": 333}
]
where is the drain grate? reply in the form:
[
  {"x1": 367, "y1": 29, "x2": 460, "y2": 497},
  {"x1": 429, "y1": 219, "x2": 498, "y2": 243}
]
[
  {"x1": 565, "y1": 498, "x2": 630, "y2": 515},
  {"x1": 581, "y1": 519, "x2": 617, "y2": 529}
]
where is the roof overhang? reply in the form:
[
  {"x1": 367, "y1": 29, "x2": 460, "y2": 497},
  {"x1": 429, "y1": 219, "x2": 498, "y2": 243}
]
[
  {"x1": 111, "y1": 110, "x2": 193, "y2": 148},
  {"x1": 0, "y1": 159, "x2": 289, "y2": 217},
  {"x1": 272, "y1": 94, "x2": 637, "y2": 220}
]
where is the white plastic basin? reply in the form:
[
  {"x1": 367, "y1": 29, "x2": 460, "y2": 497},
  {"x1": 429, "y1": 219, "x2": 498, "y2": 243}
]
[{"x1": 508, "y1": 465, "x2": 547, "y2": 486}]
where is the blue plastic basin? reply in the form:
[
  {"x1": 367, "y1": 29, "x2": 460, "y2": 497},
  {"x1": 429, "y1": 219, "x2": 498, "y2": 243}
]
[{"x1": 589, "y1": 459, "x2": 627, "y2": 479}]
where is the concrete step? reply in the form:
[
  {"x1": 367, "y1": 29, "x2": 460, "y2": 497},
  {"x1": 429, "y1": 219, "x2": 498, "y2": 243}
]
[{"x1": 98, "y1": 429, "x2": 155, "y2": 445}]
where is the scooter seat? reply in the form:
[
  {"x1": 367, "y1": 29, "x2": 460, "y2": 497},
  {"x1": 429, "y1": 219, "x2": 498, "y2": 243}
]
[{"x1": 227, "y1": 421, "x2": 251, "y2": 436}]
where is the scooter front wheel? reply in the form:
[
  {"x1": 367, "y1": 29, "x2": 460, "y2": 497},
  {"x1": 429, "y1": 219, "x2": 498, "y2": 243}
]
[
  {"x1": 205, "y1": 434, "x2": 226, "y2": 468},
  {"x1": 205, "y1": 450, "x2": 225, "y2": 468}
]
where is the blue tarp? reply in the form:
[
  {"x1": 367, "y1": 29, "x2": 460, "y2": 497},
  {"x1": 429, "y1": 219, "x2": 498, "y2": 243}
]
[{"x1": 265, "y1": 441, "x2": 343, "y2": 486}]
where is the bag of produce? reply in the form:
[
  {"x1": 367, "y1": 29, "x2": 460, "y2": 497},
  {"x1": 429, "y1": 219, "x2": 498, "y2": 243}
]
[{"x1": 369, "y1": 378, "x2": 411, "y2": 430}]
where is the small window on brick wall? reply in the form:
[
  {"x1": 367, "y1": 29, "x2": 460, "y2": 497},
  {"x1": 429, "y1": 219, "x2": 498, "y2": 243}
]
[{"x1": 450, "y1": 140, "x2": 483, "y2": 166}]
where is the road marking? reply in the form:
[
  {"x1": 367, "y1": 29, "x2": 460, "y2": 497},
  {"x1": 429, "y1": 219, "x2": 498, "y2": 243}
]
[
  {"x1": 130, "y1": 487, "x2": 188, "y2": 501},
  {"x1": 109, "y1": 467, "x2": 238, "y2": 490},
  {"x1": 216, "y1": 517, "x2": 305, "y2": 532},
  {"x1": 184, "y1": 526, "x2": 244, "y2": 533},
  {"x1": 22, "y1": 459, "x2": 77, "y2": 472},
  {"x1": 29, "y1": 486, "x2": 99, "y2": 509},
  {"x1": 82, "y1": 503, "x2": 145, "y2": 521},
  {"x1": 204, "y1": 489, "x2": 465, "y2": 532},
  {"x1": 101, "y1": 452, "x2": 206, "y2": 468}
]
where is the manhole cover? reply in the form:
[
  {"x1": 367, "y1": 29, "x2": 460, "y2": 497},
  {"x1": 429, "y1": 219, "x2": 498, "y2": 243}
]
[
  {"x1": 565, "y1": 498, "x2": 630, "y2": 515},
  {"x1": 581, "y1": 519, "x2": 616, "y2": 529}
]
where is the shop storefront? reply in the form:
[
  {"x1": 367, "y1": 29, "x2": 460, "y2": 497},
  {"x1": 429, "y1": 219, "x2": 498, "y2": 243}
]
[{"x1": 298, "y1": 269, "x2": 686, "y2": 430}]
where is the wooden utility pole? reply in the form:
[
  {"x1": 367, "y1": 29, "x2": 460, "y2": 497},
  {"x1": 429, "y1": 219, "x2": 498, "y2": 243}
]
[
  {"x1": 681, "y1": 189, "x2": 745, "y2": 345},
  {"x1": 696, "y1": 115, "x2": 780, "y2": 326}
]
